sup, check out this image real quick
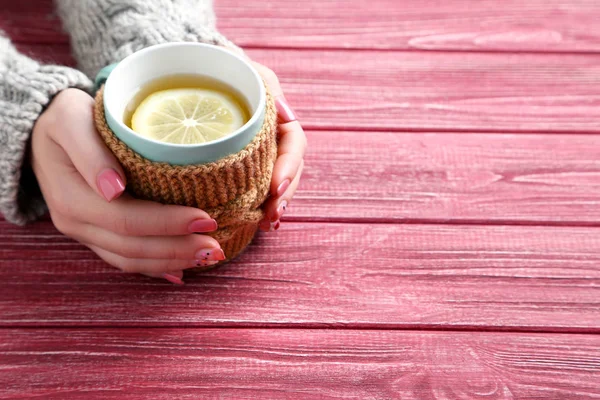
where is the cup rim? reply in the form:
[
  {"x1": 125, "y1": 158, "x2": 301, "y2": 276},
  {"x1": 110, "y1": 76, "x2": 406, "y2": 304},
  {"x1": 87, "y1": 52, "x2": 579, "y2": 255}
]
[{"x1": 103, "y1": 42, "x2": 266, "y2": 149}]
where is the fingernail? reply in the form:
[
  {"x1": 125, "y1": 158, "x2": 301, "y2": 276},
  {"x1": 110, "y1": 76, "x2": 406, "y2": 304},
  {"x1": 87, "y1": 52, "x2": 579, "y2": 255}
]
[
  {"x1": 196, "y1": 259, "x2": 220, "y2": 268},
  {"x1": 269, "y1": 220, "x2": 280, "y2": 232},
  {"x1": 194, "y1": 248, "x2": 226, "y2": 261},
  {"x1": 162, "y1": 273, "x2": 184, "y2": 285},
  {"x1": 276, "y1": 200, "x2": 288, "y2": 220},
  {"x1": 188, "y1": 218, "x2": 218, "y2": 233},
  {"x1": 275, "y1": 96, "x2": 296, "y2": 123},
  {"x1": 97, "y1": 169, "x2": 125, "y2": 202},
  {"x1": 277, "y1": 179, "x2": 290, "y2": 197}
]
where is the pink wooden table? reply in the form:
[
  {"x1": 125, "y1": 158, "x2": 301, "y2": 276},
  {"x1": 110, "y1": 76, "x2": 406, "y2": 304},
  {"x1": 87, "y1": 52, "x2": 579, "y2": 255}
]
[{"x1": 1, "y1": 1, "x2": 600, "y2": 398}]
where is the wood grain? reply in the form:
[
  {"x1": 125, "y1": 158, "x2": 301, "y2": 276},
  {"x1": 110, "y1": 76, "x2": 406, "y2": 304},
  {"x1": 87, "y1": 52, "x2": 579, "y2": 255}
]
[
  {"x1": 3, "y1": 0, "x2": 600, "y2": 396},
  {"x1": 2, "y1": 221, "x2": 599, "y2": 330},
  {"x1": 296, "y1": 131, "x2": 600, "y2": 224},
  {"x1": 7, "y1": 129, "x2": 600, "y2": 225},
  {"x1": 12, "y1": 44, "x2": 600, "y2": 134},
  {"x1": 249, "y1": 49, "x2": 600, "y2": 133},
  {"x1": 1, "y1": 329, "x2": 599, "y2": 399},
  {"x1": 4, "y1": 0, "x2": 600, "y2": 53},
  {"x1": 216, "y1": 0, "x2": 600, "y2": 53}
]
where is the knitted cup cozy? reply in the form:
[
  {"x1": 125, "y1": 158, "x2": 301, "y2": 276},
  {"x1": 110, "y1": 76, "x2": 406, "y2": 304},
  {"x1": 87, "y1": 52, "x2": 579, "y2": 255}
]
[{"x1": 93, "y1": 86, "x2": 278, "y2": 265}]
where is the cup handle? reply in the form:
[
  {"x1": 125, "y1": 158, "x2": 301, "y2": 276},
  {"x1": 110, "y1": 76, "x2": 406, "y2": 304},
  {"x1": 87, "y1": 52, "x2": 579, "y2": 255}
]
[{"x1": 94, "y1": 63, "x2": 119, "y2": 92}]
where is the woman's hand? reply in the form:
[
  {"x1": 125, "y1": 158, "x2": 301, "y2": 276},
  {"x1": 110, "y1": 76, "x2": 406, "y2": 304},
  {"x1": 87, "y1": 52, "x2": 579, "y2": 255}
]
[
  {"x1": 252, "y1": 62, "x2": 307, "y2": 231},
  {"x1": 30, "y1": 60, "x2": 305, "y2": 282},
  {"x1": 31, "y1": 88, "x2": 225, "y2": 284}
]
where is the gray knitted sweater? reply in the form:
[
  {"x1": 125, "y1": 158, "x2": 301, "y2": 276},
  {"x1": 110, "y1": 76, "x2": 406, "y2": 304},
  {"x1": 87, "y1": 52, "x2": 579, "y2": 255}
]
[{"x1": 0, "y1": 0, "x2": 237, "y2": 225}]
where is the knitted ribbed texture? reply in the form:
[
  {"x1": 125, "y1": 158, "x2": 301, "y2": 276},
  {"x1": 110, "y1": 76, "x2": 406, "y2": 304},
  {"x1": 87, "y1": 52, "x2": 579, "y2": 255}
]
[
  {"x1": 94, "y1": 87, "x2": 278, "y2": 263},
  {"x1": 57, "y1": 0, "x2": 242, "y2": 79},
  {"x1": 0, "y1": 34, "x2": 93, "y2": 225}
]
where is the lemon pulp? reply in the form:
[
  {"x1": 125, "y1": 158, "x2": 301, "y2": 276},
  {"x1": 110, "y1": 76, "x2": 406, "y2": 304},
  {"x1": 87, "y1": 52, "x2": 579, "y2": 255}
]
[{"x1": 131, "y1": 88, "x2": 247, "y2": 144}]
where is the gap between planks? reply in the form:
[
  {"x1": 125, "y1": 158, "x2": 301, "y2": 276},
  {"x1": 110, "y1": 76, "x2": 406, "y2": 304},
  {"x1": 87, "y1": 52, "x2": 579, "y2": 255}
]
[
  {"x1": 20, "y1": 216, "x2": 600, "y2": 229},
  {"x1": 281, "y1": 218, "x2": 600, "y2": 229},
  {"x1": 239, "y1": 44, "x2": 600, "y2": 57},
  {"x1": 0, "y1": 324, "x2": 599, "y2": 335},
  {"x1": 13, "y1": 40, "x2": 600, "y2": 57},
  {"x1": 306, "y1": 125, "x2": 600, "y2": 136}
]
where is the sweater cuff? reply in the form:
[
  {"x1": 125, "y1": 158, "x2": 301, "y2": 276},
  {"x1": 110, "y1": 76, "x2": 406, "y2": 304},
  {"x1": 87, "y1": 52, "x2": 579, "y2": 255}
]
[
  {"x1": 57, "y1": 0, "x2": 244, "y2": 79},
  {"x1": 0, "y1": 59, "x2": 93, "y2": 225}
]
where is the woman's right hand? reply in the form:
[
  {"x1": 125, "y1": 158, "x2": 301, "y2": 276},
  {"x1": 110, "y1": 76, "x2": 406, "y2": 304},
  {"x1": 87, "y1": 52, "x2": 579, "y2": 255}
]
[{"x1": 31, "y1": 88, "x2": 225, "y2": 284}]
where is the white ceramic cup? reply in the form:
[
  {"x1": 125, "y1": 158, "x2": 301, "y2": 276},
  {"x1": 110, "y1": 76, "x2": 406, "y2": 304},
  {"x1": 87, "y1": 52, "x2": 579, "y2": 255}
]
[{"x1": 96, "y1": 43, "x2": 266, "y2": 165}]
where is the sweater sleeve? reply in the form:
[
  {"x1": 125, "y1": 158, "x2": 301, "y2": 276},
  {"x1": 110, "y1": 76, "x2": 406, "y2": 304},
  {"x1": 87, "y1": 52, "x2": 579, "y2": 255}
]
[
  {"x1": 0, "y1": 33, "x2": 93, "y2": 225},
  {"x1": 56, "y1": 0, "x2": 241, "y2": 79}
]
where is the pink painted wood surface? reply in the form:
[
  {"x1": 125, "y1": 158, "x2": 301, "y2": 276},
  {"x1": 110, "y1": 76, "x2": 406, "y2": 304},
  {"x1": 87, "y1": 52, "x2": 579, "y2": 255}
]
[
  {"x1": 216, "y1": 0, "x2": 600, "y2": 52},
  {"x1": 2, "y1": 329, "x2": 599, "y2": 399},
  {"x1": 2, "y1": 220, "x2": 600, "y2": 330},
  {"x1": 296, "y1": 131, "x2": 600, "y2": 224},
  {"x1": 5, "y1": 128, "x2": 599, "y2": 225},
  {"x1": 4, "y1": 0, "x2": 600, "y2": 53},
  {"x1": 11, "y1": 43, "x2": 600, "y2": 134},
  {"x1": 2, "y1": 0, "x2": 600, "y2": 395},
  {"x1": 248, "y1": 49, "x2": 600, "y2": 133}
]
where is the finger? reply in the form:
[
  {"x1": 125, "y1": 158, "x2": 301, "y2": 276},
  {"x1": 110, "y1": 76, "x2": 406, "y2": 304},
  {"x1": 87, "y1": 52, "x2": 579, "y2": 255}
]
[
  {"x1": 253, "y1": 62, "x2": 298, "y2": 123},
  {"x1": 88, "y1": 245, "x2": 211, "y2": 283},
  {"x1": 84, "y1": 193, "x2": 218, "y2": 237},
  {"x1": 156, "y1": 271, "x2": 185, "y2": 285},
  {"x1": 53, "y1": 170, "x2": 217, "y2": 236},
  {"x1": 262, "y1": 159, "x2": 304, "y2": 227},
  {"x1": 271, "y1": 121, "x2": 307, "y2": 198},
  {"x1": 49, "y1": 89, "x2": 126, "y2": 202},
  {"x1": 79, "y1": 224, "x2": 224, "y2": 261},
  {"x1": 46, "y1": 165, "x2": 218, "y2": 237},
  {"x1": 252, "y1": 63, "x2": 306, "y2": 197}
]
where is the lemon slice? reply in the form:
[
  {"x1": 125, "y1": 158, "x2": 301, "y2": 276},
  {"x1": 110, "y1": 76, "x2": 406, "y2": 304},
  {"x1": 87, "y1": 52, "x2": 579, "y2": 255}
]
[{"x1": 131, "y1": 88, "x2": 246, "y2": 144}]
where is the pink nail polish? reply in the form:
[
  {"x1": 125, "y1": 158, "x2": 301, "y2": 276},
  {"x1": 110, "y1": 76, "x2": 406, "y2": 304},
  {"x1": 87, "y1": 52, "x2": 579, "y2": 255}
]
[
  {"x1": 97, "y1": 169, "x2": 125, "y2": 202},
  {"x1": 162, "y1": 273, "x2": 184, "y2": 285},
  {"x1": 188, "y1": 218, "x2": 218, "y2": 233},
  {"x1": 266, "y1": 220, "x2": 280, "y2": 232},
  {"x1": 194, "y1": 248, "x2": 226, "y2": 261},
  {"x1": 277, "y1": 200, "x2": 288, "y2": 220},
  {"x1": 276, "y1": 96, "x2": 296, "y2": 123},
  {"x1": 277, "y1": 179, "x2": 290, "y2": 197},
  {"x1": 197, "y1": 260, "x2": 219, "y2": 267}
]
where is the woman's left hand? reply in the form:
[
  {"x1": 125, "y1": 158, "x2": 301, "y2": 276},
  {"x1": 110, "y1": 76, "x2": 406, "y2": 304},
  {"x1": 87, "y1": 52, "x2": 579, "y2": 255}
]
[{"x1": 253, "y1": 62, "x2": 307, "y2": 231}]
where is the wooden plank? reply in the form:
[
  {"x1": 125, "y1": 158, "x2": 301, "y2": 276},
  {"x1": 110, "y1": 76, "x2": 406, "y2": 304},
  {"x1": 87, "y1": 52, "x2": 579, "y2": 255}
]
[
  {"x1": 295, "y1": 131, "x2": 600, "y2": 224},
  {"x1": 17, "y1": 128, "x2": 600, "y2": 225},
  {"x1": 12, "y1": 44, "x2": 600, "y2": 133},
  {"x1": 1, "y1": 329, "x2": 599, "y2": 399},
  {"x1": 0, "y1": 1, "x2": 59, "y2": 42},
  {"x1": 1, "y1": 221, "x2": 599, "y2": 330},
  {"x1": 3, "y1": 0, "x2": 600, "y2": 53},
  {"x1": 249, "y1": 49, "x2": 600, "y2": 133},
  {"x1": 8, "y1": 128, "x2": 600, "y2": 224},
  {"x1": 216, "y1": 0, "x2": 600, "y2": 52}
]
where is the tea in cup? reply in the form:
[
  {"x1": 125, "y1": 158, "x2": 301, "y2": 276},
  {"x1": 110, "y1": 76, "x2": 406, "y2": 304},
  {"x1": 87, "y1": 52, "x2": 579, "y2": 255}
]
[{"x1": 96, "y1": 43, "x2": 266, "y2": 165}]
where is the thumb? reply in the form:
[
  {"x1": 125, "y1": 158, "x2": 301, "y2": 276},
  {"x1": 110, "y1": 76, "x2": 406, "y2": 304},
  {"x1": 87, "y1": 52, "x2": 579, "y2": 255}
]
[{"x1": 50, "y1": 89, "x2": 126, "y2": 202}]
